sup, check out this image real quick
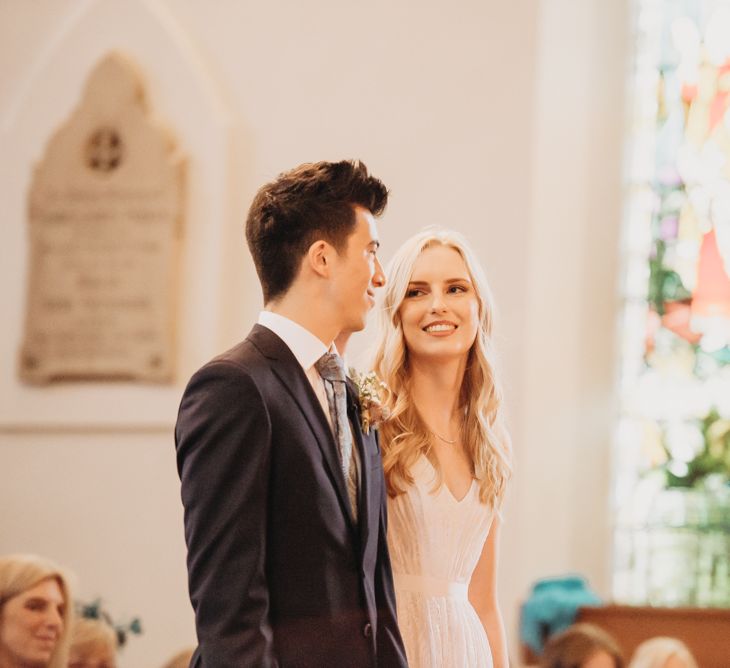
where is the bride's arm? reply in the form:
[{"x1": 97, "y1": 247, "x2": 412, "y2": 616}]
[{"x1": 468, "y1": 514, "x2": 509, "y2": 668}]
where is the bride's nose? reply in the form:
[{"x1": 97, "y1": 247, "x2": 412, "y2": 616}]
[{"x1": 429, "y1": 291, "x2": 447, "y2": 313}]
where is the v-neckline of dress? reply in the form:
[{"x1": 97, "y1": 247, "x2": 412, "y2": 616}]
[{"x1": 421, "y1": 456, "x2": 476, "y2": 504}]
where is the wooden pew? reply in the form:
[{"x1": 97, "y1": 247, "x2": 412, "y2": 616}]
[{"x1": 577, "y1": 604, "x2": 730, "y2": 668}]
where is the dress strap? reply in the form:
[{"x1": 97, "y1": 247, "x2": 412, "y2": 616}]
[{"x1": 394, "y1": 573, "x2": 469, "y2": 601}]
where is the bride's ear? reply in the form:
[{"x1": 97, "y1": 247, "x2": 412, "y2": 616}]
[{"x1": 306, "y1": 239, "x2": 332, "y2": 278}]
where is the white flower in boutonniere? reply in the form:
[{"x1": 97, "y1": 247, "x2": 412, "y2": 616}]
[{"x1": 348, "y1": 368, "x2": 391, "y2": 434}]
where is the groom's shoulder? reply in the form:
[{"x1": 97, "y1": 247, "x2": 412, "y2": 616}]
[
  {"x1": 191, "y1": 325, "x2": 282, "y2": 380},
  {"x1": 210, "y1": 338, "x2": 258, "y2": 369},
  {"x1": 178, "y1": 328, "x2": 275, "y2": 415},
  {"x1": 196, "y1": 325, "x2": 273, "y2": 379}
]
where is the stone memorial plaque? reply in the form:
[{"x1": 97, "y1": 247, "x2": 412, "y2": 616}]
[{"x1": 19, "y1": 52, "x2": 185, "y2": 383}]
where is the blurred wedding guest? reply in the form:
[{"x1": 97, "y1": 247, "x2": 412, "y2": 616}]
[
  {"x1": 68, "y1": 618, "x2": 117, "y2": 668},
  {"x1": 160, "y1": 647, "x2": 194, "y2": 668},
  {"x1": 0, "y1": 554, "x2": 73, "y2": 668},
  {"x1": 541, "y1": 623, "x2": 624, "y2": 668},
  {"x1": 628, "y1": 637, "x2": 698, "y2": 668}
]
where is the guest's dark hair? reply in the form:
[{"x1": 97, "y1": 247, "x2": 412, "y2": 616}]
[
  {"x1": 541, "y1": 623, "x2": 624, "y2": 668},
  {"x1": 245, "y1": 160, "x2": 388, "y2": 303}
]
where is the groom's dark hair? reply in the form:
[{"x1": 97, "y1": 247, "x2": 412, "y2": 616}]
[{"x1": 246, "y1": 159, "x2": 388, "y2": 303}]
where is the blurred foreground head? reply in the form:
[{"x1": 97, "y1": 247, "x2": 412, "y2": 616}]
[
  {"x1": 0, "y1": 554, "x2": 74, "y2": 668},
  {"x1": 541, "y1": 622, "x2": 624, "y2": 668},
  {"x1": 628, "y1": 637, "x2": 698, "y2": 668},
  {"x1": 68, "y1": 617, "x2": 118, "y2": 668}
]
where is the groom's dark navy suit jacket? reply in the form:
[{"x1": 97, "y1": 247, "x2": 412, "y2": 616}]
[{"x1": 175, "y1": 325, "x2": 407, "y2": 667}]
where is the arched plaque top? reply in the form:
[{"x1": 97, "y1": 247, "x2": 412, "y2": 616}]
[
  {"x1": 33, "y1": 50, "x2": 182, "y2": 192},
  {"x1": 82, "y1": 51, "x2": 146, "y2": 113}
]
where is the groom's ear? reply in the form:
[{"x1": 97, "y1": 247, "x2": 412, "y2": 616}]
[{"x1": 306, "y1": 239, "x2": 333, "y2": 279}]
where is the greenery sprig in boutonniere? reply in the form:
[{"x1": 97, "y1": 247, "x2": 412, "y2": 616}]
[{"x1": 349, "y1": 368, "x2": 391, "y2": 434}]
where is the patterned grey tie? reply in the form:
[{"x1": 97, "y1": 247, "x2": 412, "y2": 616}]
[{"x1": 315, "y1": 352, "x2": 358, "y2": 522}]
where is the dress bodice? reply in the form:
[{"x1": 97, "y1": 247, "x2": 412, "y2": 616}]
[
  {"x1": 387, "y1": 455, "x2": 494, "y2": 584},
  {"x1": 386, "y1": 455, "x2": 496, "y2": 667}
]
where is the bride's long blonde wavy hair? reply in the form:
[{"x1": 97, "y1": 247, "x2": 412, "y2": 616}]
[{"x1": 372, "y1": 227, "x2": 512, "y2": 508}]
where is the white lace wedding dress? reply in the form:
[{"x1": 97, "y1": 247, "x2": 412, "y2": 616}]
[{"x1": 387, "y1": 455, "x2": 495, "y2": 667}]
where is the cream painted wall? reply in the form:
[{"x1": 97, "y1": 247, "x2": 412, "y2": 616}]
[
  {"x1": 0, "y1": 0, "x2": 629, "y2": 666},
  {"x1": 509, "y1": 0, "x2": 630, "y2": 625}
]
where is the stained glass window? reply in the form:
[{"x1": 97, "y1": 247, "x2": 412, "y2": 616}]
[{"x1": 613, "y1": 0, "x2": 730, "y2": 607}]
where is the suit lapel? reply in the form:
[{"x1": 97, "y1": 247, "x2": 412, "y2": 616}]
[{"x1": 248, "y1": 325, "x2": 356, "y2": 532}]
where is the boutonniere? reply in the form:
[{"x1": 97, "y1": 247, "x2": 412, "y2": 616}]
[{"x1": 348, "y1": 368, "x2": 391, "y2": 434}]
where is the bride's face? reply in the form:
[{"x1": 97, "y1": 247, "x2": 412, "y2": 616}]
[{"x1": 398, "y1": 244, "x2": 480, "y2": 363}]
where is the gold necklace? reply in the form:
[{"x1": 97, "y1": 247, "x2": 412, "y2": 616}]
[{"x1": 430, "y1": 429, "x2": 457, "y2": 445}]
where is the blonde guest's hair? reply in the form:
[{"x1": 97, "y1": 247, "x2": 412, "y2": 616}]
[
  {"x1": 372, "y1": 227, "x2": 512, "y2": 507},
  {"x1": 69, "y1": 618, "x2": 118, "y2": 667},
  {"x1": 0, "y1": 554, "x2": 74, "y2": 668},
  {"x1": 628, "y1": 637, "x2": 698, "y2": 668}
]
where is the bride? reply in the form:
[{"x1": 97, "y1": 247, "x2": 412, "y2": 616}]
[{"x1": 372, "y1": 227, "x2": 512, "y2": 667}]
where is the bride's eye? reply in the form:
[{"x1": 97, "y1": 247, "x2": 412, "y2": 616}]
[{"x1": 405, "y1": 288, "x2": 425, "y2": 298}]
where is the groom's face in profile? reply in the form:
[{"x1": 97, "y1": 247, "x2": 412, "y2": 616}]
[{"x1": 329, "y1": 205, "x2": 385, "y2": 333}]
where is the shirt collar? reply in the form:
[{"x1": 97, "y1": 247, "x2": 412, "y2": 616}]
[{"x1": 257, "y1": 311, "x2": 338, "y2": 371}]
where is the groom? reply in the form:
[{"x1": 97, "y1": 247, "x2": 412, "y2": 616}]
[{"x1": 175, "y1": 160, "x2": 407, "y2": 667}]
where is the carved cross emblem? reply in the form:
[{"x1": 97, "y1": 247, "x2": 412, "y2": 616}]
[{"x1": 86, "y1": 127, "x2": 123, "y2": 172}]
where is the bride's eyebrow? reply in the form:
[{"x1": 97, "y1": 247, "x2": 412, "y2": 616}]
[{"x1": 407, "y1": 278, "x2": 471, "y2": 286}]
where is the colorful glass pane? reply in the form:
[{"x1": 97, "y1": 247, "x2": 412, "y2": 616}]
[{"x1": 614, "y1": 0, "x2": 730, "y2": 607}]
